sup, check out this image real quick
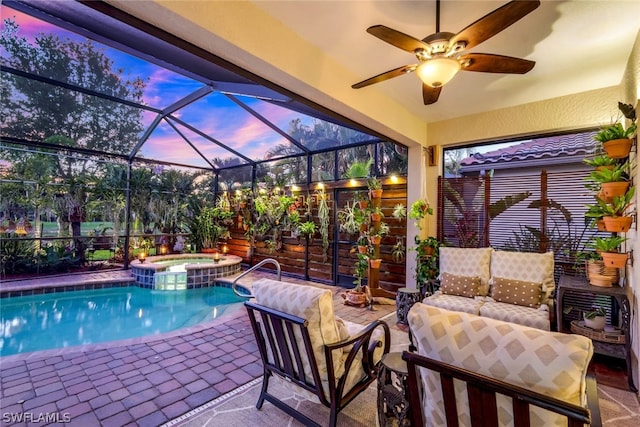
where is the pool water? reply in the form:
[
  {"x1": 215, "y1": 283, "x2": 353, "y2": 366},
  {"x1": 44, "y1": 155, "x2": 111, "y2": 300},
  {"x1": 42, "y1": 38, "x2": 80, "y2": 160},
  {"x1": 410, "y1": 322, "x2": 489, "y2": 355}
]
[{"x1": 0, "y1": 286, "x2": 247, "y2": 356}]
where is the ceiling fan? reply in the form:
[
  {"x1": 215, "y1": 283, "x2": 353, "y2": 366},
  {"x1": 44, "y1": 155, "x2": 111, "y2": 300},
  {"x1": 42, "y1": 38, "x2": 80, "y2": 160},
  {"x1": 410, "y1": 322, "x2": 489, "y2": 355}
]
[{"x1": 352, "y1": 0, "x2": 540, "y2": 105}]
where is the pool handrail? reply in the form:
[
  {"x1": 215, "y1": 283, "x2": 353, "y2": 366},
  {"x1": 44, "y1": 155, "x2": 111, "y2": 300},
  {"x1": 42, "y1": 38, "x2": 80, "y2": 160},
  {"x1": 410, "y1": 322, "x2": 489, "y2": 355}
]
[{"x1": 232, "y1": 258, "x2": 281, "y2": 297}]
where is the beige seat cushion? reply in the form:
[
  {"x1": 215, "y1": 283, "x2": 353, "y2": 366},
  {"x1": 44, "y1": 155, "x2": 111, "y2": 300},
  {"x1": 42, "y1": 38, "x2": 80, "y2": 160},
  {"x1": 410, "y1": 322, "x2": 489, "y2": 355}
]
[
  {"x1": 422, "y1": 293, "x2": 483, "y2": 315},
  {"x1": 479, "y1": 300, "x2": 550, "y2": 331},
  {"x1": 408, "y1": 303, "x2": 593, "y2": 427},
  {"x1": 252, "y1": 279, "x2": 344, "y2": 399},
  {"x1": 439, "y1": 247, "x2": 493, "y2": 295}
]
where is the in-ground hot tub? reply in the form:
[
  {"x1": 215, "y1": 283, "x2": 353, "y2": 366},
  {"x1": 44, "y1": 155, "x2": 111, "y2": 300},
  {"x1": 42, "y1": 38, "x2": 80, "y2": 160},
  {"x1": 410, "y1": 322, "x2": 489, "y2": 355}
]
[{"x1": 131, "y1": 253, "x2": 242, "y2": 290}]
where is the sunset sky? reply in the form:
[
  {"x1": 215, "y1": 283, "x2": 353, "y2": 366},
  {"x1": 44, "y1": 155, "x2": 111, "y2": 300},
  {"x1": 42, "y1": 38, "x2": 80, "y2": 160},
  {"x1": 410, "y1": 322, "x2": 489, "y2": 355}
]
[{"x1": 0, "y1": 4, "x2": 329, "y2": 168}]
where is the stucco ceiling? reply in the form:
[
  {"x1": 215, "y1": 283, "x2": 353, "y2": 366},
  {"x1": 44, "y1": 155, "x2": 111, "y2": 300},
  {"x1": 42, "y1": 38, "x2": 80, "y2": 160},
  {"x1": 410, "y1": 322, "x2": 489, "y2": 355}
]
[{"x1": 251, "y1": 0, "x2": 640, "y2": 124}]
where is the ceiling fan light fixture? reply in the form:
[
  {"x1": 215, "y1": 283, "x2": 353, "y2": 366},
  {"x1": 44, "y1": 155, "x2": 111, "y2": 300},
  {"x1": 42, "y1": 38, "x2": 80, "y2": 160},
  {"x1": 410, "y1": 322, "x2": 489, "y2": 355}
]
[{"x1": 416, "y1": 57, "x2": 461, "y2": 88}]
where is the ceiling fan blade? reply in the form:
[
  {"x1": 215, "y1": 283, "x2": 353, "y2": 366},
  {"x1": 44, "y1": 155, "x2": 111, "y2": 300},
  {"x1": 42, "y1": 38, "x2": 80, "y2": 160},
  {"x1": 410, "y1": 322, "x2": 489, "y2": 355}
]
[
  {"x1": 367, "y1": 25, "x2": 429, "y2": 53},
  {"x1": 459, "y1": 53, "x2": 535, "y2": 74},
  {"x1": 450, "y1": 0, "x2": 540, "y2": 51},
  {"x1": 352, "y1": 65, "x2": 417, "y2": 89},
  {"x1": 422, "y1": 84, "x2": 442, "y2": 105}
]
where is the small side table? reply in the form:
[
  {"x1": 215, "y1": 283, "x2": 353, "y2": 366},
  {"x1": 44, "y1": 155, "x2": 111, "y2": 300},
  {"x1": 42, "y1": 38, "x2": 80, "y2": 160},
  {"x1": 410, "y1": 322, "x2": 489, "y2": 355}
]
[
  {"x1": 377, "y1": 352, "x2": 411, "y2": 427},
  {"x1": 396, "y1": 288, "x2": 421, "y2": 325}
]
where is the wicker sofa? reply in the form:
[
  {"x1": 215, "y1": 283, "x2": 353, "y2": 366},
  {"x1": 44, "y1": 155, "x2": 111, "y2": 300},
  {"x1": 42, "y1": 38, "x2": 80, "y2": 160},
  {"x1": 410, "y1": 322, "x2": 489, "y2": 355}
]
[{"x1": 422, "y1": 247, "x2": 555, "y2": 330}]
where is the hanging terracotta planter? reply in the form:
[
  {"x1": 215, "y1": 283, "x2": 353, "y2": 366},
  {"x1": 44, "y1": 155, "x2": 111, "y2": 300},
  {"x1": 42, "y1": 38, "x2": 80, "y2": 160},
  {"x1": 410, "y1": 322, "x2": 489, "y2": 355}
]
[
  {"x1": 371, "y1": 212, "x2": 382, "y2": 222},
  {"x1": 600, "y1": 181, "x2": 630, "y2": 199},
  {"x1": 596, "y1": 220, "x2": 607, "y2": 231},
  {"x1": 358, "y1": 200, "x2": 369, "y2": 209},
  {"x1": 369, "y1": 189, "x2": 383, "y2": 199},
  {"x1": 595, "y1": 165, "x2": 615, "y2": 171},
  {"x1": 602, "y1": 216, "x2": 633, "y2": 233},
  {"x1": 600, "y1": 252, "x2": 629, "y2": 268},
  {"x1": 369, "y1": 235, "x2": 382, "y2": 245},
  {"x1": 357, "y1": 245, "x2": 368, "y2": 255},
  {"x1": 603, "y1": 138, "x2": 633, "y2": 159},
  {"x1": 369, "y1": 258, "x2": 382, "y2": 269}
]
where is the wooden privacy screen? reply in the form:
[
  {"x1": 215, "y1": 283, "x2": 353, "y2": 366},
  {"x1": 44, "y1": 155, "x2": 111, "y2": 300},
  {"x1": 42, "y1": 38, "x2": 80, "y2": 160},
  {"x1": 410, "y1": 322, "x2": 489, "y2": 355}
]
[
  {"x1": 226, "y1": 182, "x2": 408, "y2": 289},
  {"x1": 437, "y1": 171, "x2": 608, "y2": 276}
]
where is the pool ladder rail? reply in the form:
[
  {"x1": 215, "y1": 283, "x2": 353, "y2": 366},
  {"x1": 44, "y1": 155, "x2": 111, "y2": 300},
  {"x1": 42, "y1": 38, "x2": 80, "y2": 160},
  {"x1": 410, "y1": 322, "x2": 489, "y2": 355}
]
[{"x1": 231, "y1": 258, "x2": 281, "y2": 298}]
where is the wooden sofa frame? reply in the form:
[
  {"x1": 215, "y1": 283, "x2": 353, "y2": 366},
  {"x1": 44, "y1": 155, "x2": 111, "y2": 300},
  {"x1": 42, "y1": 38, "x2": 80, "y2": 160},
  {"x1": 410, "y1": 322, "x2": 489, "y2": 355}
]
[
  {"x1": 245, "y1": 300, "x2": 390, "y2": 427},
  {"x1": 402, "y1": 351, "x2": 602, "y2": 427}
]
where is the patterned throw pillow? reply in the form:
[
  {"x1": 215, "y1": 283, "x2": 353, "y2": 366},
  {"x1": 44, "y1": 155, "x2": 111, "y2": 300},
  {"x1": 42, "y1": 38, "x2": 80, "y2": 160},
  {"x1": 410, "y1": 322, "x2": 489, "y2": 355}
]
[
  {"x1": 491, "y1": 276, "x2": 542, "y2": 308},
  {"x1": 440, "y1": 272, "x2": 481, "y2": 298}
]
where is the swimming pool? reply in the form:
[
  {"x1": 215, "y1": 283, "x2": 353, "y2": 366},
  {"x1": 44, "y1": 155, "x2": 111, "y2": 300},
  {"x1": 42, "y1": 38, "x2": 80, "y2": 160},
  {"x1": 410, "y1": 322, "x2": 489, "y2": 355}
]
[{"x1": 0, "y1": 285, "x2": 248, "y2": 356}]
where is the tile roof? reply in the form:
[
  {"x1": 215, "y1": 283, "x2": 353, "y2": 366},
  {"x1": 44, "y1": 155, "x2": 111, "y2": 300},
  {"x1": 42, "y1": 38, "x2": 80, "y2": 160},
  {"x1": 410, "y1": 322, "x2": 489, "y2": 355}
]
[{"x1": 460, "y1": 132, "x2": 598, "y2": 167}]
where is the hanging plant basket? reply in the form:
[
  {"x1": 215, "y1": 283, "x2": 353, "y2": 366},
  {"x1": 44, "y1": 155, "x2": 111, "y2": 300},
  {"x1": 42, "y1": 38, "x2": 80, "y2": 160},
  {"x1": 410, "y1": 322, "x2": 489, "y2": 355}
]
[
  {"x1": 357, "y1": 245, "x2": 368, "y2": 254},
  {"x1": 603, "y1": 138, "x2": 633, "y2": 159},
  {"x1": 600, "y1": 181, "x2": 630, "y2": 199},
  {"x1": 600, "y1": 251, "x2": 629, "y2": 268},
  {"x1": 358, "y1": 200, "x2": 369, "y2": 209},
  {"x1": 602, "y1": 216, "x2": 633, "y2": 233},
  {"x1": 371, "y1": 212, "x2": 382, "y2": 222}
]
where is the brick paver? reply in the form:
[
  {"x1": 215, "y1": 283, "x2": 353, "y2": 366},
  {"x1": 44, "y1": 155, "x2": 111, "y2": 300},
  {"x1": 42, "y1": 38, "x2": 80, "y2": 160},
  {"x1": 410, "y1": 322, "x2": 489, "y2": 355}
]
[{"x1": 0, "y1": 271, "x2": 397, "y2": 425}]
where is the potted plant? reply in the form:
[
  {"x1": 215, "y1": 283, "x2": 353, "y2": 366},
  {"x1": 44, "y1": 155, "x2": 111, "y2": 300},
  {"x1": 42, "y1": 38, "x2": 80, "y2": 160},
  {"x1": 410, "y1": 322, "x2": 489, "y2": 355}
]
[
  {"x1": 594, "y1": 102, "x2": 637, "y2": 159},
  {"x1": 297, "y1": 221, "x2": 316, "y2": 240},
  {"x1": 584, "y1": 200, "x2": 609, "y2": 231},
  {"x1": 582, "y1": 154, "x2": 617, "y2": 170},
  {"x1": 583, "y1": 306, "x2": 607, "y2": 331},
  {"x1": 587, "y1": 235, "x2": 629, "y2": 268},
  {"x1": 586, "y1": 161, "x2": 630, "y2": 200},
  {"x1": 367, "y1": 177, "x2": 383, "y2": 198},
  {"x1": 600, "y1": 186, "x2": 635, "y2": 232},
  {"x1": 408, "y1": 199, "x2": 433, "y2": 230},
  {"x1": 369, "y1": 206, "x2": 384, "y2": 223},
  {"x1": 346, "y1": 253, "x2": 369, "y2": 305},
  {"x1": 354, "y1": 191, "x2": 369, "y2": 209}
]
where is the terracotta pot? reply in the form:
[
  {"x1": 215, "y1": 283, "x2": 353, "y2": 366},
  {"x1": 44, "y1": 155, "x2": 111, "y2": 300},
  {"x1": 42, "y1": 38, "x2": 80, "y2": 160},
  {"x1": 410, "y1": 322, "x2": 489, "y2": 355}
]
[
  {"x1": 369, "y1": 258, "x2": 382, "y2": 269},
  {"x1": 371, "y1": 212, "x2": 382, "y2": 222},
  {"x1": 600, "y1": 181, "x2": 630, "y2": 199},
  {"x1": 357, "y1": 245, "x2": 368, "y2": 254},
  {"x1": 358, "y1": 200, "x2": 369, "y2": 209},
  {"x1": 602, "y1": 216, "x2": 633, "y2": 233},
  {"x1": 346, "y1": 291, "x2": 367, "y2": 305},
  {"x1": 369, "y1": 235, "x2": 382, "y2": 245},
  {"x1": 603, "y1": 138, "x2": 633, "y2": 159},
  {"x1": 369, "y1": 189, "x2": 383, "y2": 199},
  {"x1": 601, "y1": 252, "x2": 628, "y2": 268},
  {"x1": 596, "y1": 220, "x2": 607, "y2": 231},
  {"x1": 202, "y1": 248, "x2": 217, "y2": 254},
  {"x1": 595, "y1": 165, "x2": 615, "y2": 171}
]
